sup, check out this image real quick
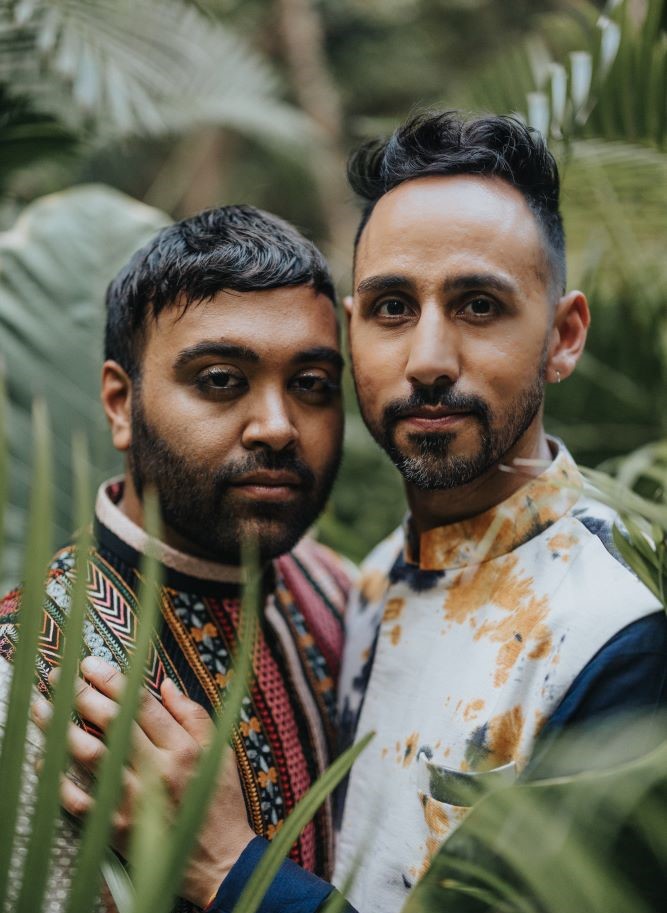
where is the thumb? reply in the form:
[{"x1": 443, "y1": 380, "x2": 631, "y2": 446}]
[{"x1": 160, "y1": 679, "x2": 213, "y2": 747}]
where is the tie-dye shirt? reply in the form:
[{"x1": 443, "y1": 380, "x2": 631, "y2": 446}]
[{"x1": 334, "y1": 440, "x2": 662, "y2": 913}]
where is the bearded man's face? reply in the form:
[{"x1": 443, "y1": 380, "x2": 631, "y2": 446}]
[
  {"x1": 127, "y1": 285, "x2": 343, "y2": 563},
  {"x1": 348, "y1": 174, "x2": 555, "y2": 490}
]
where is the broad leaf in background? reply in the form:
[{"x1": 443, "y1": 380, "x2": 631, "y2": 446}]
[
  {"x1": 0, "y1": 0, "x2": 315, "y2": 189},
  {"x1": 0, "y1": 184, "x2": 169, "y2": 587}
]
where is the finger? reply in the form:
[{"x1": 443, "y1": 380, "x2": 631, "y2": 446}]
[
  {"x1": 60, "y1": 772, "x2": 94, "y2": 819},
  {"x1": 160, "y1": 679, "x2": 214, "y2": 747},
  {"x1": 31, "y1": 697, "x2": 53, "y2": 732},
  {"x1": 66, "y1": 722, "x2": 108, "y2": 772},
  {"x1": 70, "y1": 673, "x2": 122, "y2": 731},
  {"x1": 79, "y1": 656, "x2": 127, "y2": 699},
  {"x1": 82, "y1": 657, "x2": 188, "y2": 749},
  {"x1": 69, "y1": 676, "x2": 158, "y2": 768}
]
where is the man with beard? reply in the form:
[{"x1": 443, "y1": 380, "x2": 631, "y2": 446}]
[
  {"x1": 0, "y1": 204, "x2": 352, "y2": 911},
  {"x1": 32, "y1": 114, "x2": 667, "y2": 913},
  {"x1": 332, "y1": 110, "x2": 667, "y2": 911}
]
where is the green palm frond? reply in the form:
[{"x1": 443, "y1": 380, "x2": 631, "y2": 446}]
[
  {"x1": 461, "y1": 0, "x2": 666, "y2": 149},
  {"x1": 1, "y1": 0, "x2": 314, "y2": 141},
  {"x1": 0, "y1": 184, "x2": 169, "y2": 588},
  {"x1": 561, "y1": 138, "x2": 667, "y2": 281}
]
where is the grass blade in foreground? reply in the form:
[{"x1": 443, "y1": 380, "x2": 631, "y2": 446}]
[
  {"x1": 402, "y1": 726, "x2": 667, "y2": 913},
  {"x1": 64, "y1": 492, "x2": 162, "y2": 913},
  {"x1": 129, "y1": 543, "x2": 260, "y2": 912},
  {"x1": 0, "y1": 401, "x2": 53, "y2": 910},
  {"x1": 0, "y1": 369, "x2": 7, "y2": 578},
  {"x1": 15, "y1": 434, "x2": 93, "y2": 913},
  {"x1": 101, "y1": 847, "x2": 135, "y2": 913},
  {"x1": 233, "y1": 730, "x2": 374, "y2": 913}
]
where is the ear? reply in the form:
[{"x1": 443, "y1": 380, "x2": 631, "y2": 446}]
[
  {"x1": 545, "y1": 290, "x2": 590, "y2": 384},
  {"x1": 100, "y1": 360, "x2": 133, "y2": 452}
]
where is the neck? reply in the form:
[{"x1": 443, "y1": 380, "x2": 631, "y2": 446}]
[{"x1": 406, "y1": 422, "x2": 553, "y2": 536}]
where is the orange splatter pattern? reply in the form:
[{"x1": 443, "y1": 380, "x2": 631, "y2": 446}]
[
  {"x1": 389, "y1": 624, "x2": 402, "y2": 646},
  {"x1": 397, "y1": 731, "x2": 420, "y2": 767},
  {"x1": 463, "y1": 698, "x2": 485, "y2": 721},
  {"x1": 487, "y1": 705, "x2": 524, "y2": 765},
  {"x1": 383, "y1": 597, "x2": 405, "y2": 623},
  {"x1": 443, "y1": 554, "x2": 552, "y2": 687},
  {"x1": 359, "y1": 569, "x2": 390, "y2": 603},
  {"x1": 548, "y1": 532, "x2": 580, "y2": 552}
]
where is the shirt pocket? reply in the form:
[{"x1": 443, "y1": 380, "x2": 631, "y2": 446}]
[{"x1": 404, "y1": 757, "x2": 517, "y2": 888}]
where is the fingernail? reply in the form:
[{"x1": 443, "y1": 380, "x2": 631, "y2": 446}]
[
  {"x1": 48, "y1": 668, "x2": 61, "y2": 684},
  {"x1": 32, "y1": 698, "x2": 53, "y2": 721}
]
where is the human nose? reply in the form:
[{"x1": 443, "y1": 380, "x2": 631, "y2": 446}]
[
  {"x1": 241, "y1": 388, "x2": 298, "y2": 451},
  {"x1": 404, "y1": 305, "x2": 460, "y2": 388}
]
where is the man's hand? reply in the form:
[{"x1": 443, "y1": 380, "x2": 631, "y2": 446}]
[{"x1": 31, "y1": 656, "x2": 255, "y2": 909}]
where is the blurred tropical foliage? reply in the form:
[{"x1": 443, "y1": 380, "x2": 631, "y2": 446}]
[
  {"x1": 2, "y1": 0, "x2": 666, "y2": 584},
  {"x1": 0, "y1": 0, "x2": 666, "y2": 910},
  {"x1": 1, "y1": 0, "x2": 667, "y2": 579}
]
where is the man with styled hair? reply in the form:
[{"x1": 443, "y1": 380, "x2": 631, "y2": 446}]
[
  {"x1": 333, "y1": 111, "x2": 666, "y2": 910},
  {"x1": 0, "y1": 204, "x2": 353, "y2": 911},
  {"x1": 31, "y1": 113, "x2": 667, "y2": 913}
]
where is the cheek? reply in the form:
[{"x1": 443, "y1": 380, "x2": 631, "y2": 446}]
[
  {"x1": 139, "y1": 384, "x2": 243, "y2": 459},
  {"x1": 302, "y1": 407, "x2": 344, "y2": 468},
  {"x1": 350, "y1": 332, "x2": 404, "y2": 407},
  {"x1": 464, "y1": 328, "x2": 544, "y2": 386}
]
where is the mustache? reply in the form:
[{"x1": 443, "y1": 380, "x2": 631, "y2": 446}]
[
  {"x1": 214, "y1": 450, "x2": 316, "y2": 490},
  {"x1": 382, "y1": 386, "x2": 492, "y2": 426}
]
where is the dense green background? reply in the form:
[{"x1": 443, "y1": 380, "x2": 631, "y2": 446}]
[{"x1": 1, "y1": 0, "x2": 666, "y2": 580}]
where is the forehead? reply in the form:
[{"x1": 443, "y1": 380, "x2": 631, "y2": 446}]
[
  {"x1": 143, "y1": 284, "x2": 339, "y2": 365},
  {"x1": 356, "y1": 174, "x2": 547, "y2": 291}
]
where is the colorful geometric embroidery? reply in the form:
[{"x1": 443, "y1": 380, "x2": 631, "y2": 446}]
[{"x1": 0, "y1": 528, "x2": 350, "y2": 901}]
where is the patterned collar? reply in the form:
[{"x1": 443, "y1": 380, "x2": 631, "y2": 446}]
[
  {"x1": 95, "y1": 477, "x2": 245, "y2": 584},
  {"x1": 404, "y1": 439, "x2": 583, "y2": 571}
]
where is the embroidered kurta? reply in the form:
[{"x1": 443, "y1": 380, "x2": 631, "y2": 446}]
[
  {"x1": 0, "y1": 480, "x2": 352, "y2": 912},
  {"x1": 334, "y1": 441, "x2": 662, "y2": 913}
]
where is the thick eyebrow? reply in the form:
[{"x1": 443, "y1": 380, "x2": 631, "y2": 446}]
[
  {"x1": 292, "y1": 347, "x2": 344, "y2": 371},
  {"x1": 443, "y1": 273, "x2": 518, "y2": 296},
  {"x1": 356, "y1": 274, "x2": 414, "y2": 295},
  {"x1": 356, "y1": 272, "x2": 518, "y2": 297},
  {"x1": 174, "y1": 341, "x2": 260, "y2": 370}
]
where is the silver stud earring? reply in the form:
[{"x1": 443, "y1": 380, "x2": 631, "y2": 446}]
[{"x1": 556, "y1": 370, "x2": 561, "y2": 384}]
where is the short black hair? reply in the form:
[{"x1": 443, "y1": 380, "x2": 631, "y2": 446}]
[
  {"x1": 105, "y1": 204, "x2": 336, "y2": 376},
  {"x1": 348, "y1": 111, "x2": 566, "y2": 296}
]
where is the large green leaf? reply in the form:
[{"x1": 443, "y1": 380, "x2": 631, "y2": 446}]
[
  {"x1": 0, "y1": 184, "x2": 169, "y2": 587},
  {"x1": 0, "y1": 0, "x2": 315, "y2": 144}
]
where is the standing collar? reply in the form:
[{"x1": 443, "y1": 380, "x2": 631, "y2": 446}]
[
  {"x1": 95, "y1": 478, "x2": 246, "y2": 585},
  {"x1": 405, "y1": 439, "x2": 582, "y2": 571}
]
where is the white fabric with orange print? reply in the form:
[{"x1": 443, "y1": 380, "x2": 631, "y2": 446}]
[{"x1": 334, "y1": 440, "x2": 661, "y2": 913}]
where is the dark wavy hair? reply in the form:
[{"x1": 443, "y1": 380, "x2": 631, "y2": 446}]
[
  {"x1": 348, "y1": 111, "x2": 566, "y2": 296},
  {"x1": 105, "y1": 204, "x2": 336, "y2": 377}
]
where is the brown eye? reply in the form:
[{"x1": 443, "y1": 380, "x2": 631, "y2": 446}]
[
  {"x1": 196, "y1": 366, "x2": 246, "y2": 394},
  {"x1": 291, "y1": 370, "x2": 339, "y2": 401},
  {"x1": 376, "y1": 298, "x2": 410, "y2": 318},
  {"x1": 461, "y1": 298, "x2": 498, "y2": 318}
]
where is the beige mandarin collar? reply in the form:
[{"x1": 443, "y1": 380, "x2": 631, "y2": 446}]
[
  {"x1": 95, "y1": 478, "x2": 245, "y2": 584},
  {"x1": 405, "y1": 440, "x2": 583, "y2": 572}
]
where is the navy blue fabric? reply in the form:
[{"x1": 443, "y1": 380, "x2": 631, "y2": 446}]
[
  {"x1": 542, "y1": 611, "x2": 667, "y2": 733},
  {"x1": 210, "y1": 613, "x2": 667, "y2": 913},
  {"x1": 208, "y1": 836, "x2": 355, "y2": 913}
]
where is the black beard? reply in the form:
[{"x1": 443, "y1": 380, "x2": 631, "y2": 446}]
[
  {"x1": 128, "y1": 398, "x2": 341, "y2": 564},
  {"x1": 355, "y1": 372, "x2": 545, "y2": 491}
]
